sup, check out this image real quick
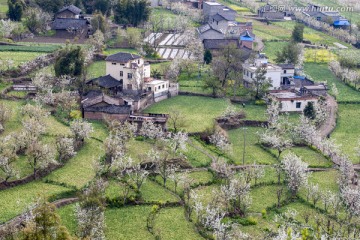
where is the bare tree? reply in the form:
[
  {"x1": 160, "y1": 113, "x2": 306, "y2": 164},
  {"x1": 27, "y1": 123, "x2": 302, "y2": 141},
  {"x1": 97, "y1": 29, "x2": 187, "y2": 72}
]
[{"x1": 168, "y1": 108, "x2": 186, "y2": 132}]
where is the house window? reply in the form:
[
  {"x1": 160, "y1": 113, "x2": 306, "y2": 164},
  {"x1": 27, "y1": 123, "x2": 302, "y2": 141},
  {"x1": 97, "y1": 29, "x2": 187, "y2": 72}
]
[
  {"x1": 296, "y1": 102, "x2": 301, "y2": 108},
  {"x1": 138, "y1": 60, "x2": 140, "y2": 64},
  {"x1": 284, "y1": 70, "x2": 287, "y2": 74},
  {"x1": 251, "y1": 73, "x2": 253, "y2": 78},
  {"x1": 112, "y1": 62, "x2": 116, "y2": 65},
  {"x1": 120, "y1": 71, "x2": 123, "y2": 77},
  {"x1": 316, "y1": 17, "x2": 321, "y2": 21},
  {"x1": 162, "y1": 84, "x2": 164, "y2": 88},
  {"x1": 154, "y1": 87, "x2": 157, "y2": 92},
  {"x1": 128, "y1": 73, "x2": 132, "y2": 79}
]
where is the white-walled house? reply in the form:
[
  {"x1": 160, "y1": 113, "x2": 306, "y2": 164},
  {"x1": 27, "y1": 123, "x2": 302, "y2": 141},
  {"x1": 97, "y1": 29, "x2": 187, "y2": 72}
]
[
  {"x1": 105, "y1": 52, "x2": 151, "y2": 90},
  {"x1": 243, "y1": 58, "x2": 282, "y2": 90},
  {"x1": 269, "y1": 90, "x2": 319, "y2": 112},
  {"x1": 146, "y1": 80, "x2": 170, "y2": 102},
  {"x1": 243, "y1": 54, "x2": 296, "y2": 90}
]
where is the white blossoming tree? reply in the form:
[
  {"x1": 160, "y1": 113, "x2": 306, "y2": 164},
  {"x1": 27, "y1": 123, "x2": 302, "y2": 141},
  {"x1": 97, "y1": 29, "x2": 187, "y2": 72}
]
[
  {"x1": 281, "y1": 152, "x2": 309, "y2": 198},
  {"x1": 70, "y1": 119, "x2": 94, "y2": 149}
]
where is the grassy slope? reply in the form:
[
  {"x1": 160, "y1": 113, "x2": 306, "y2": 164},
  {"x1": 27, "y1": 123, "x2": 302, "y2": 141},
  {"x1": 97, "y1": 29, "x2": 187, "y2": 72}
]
[
  {"x1": 154, "y1": 207, "x2": 204, "y2": 240},
  {"x1": 105, "y1": 206, "x2": 154, "y2": 240},
  {"x1": 144, "y1": 96, "x2": 266, "y2": 133},
  {"x1": 227, "y1": 127, "x2": 278, "y2": 165},
  {"x1": 304, "y1": 63, "x2": 360, "y2": 102},
  {"x1": 0, "y1": 181, "x2": 71, "y2": 223},
  {"x1": 0, "y1": 52, "x2": 46, "y2": 69},
  {"x1": 331, "y1": 104, "x2": 360, "y2": 163}
]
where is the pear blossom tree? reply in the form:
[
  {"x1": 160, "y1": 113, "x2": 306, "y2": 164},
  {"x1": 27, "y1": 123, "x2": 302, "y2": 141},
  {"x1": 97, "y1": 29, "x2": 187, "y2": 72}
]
[
  {"x1": 127, "y1": 163, "x2": 149, "y2": 192},
  {"x1": 260, "y1": 130, "x2": 292, "y2": 160},
  {"x1": 281, "y1": 152, "x2": 309, "y2": 198},
  {"x1": 0, "y1": 103, "x2": 11, "y2": 132},
  {"x1": 26, "y1": 141, "x2": 56, "y2": 179},
  {"x1": 76, "y1": 179, "x2": 107, "y2": 240},
  {"x1": 139, "y1": 121, "x2": 163, "y2": 140},
  {"x1": 55, "y1": 136, "x2": 76, "y2": 163},
  {"x1": 0, "y1": 136, "x2": 18, "y2": 182},
  {"x1": 70, "y1": 119, "x2": 94, "y2": 150}
]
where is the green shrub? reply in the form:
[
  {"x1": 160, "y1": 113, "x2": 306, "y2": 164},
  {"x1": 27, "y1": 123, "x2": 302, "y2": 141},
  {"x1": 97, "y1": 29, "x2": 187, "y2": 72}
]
[
  {"x1": 234, "y1": 216, "x2": 258, "y2": 226},
  {"x1": 70, "y1": 110, "x2": 82, "y2": 119},
  {"x1": 255, "y1": 100, "x2": 266, "y2": 105},
  {"x1": 261, "y1": 209, "x2": 267, "y2": 219}
]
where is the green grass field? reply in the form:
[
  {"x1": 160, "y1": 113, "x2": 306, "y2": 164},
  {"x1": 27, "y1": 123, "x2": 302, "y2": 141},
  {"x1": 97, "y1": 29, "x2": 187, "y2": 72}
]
[
  {"x1": 304, "y1": 63, "x2": 360, "y2": 102},
  {"x1": 0, "y1": 51, "x2": 46, "y2": 69},
  {"x1": 227, "y1": 127, "x2": 278, "y2": 165},
  {"x1": 144, "y1": 96, "x2": 266, "y2": 132},
  {"x1": 0, "y1": 181, "x2": 71, "y2": 223},
  {"x1": 331, "y1": 104, "x2": 360, "y2": 163}
]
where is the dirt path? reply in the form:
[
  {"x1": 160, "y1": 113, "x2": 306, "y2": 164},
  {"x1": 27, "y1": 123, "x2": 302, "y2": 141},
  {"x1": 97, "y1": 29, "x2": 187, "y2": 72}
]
[
  {"x1": 254, "y1": 36, "x2": 265, "y2": 52},
  {"x1": 318, "y1": 94, "x2": 338, "y2": 138}
]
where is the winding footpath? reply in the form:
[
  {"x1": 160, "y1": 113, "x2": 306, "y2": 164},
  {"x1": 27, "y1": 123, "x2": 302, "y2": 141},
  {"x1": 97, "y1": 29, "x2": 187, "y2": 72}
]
[{"x1": 318, "y1": 94, "x2": 338, "y2": 139}]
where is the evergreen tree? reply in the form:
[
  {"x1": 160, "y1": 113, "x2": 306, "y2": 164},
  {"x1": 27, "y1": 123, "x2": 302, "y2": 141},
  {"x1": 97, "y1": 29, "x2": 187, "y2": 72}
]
[
  {"x1": 94, "y1": 0, "x2": 110, "y2": 15},
  {"x1": 275, "y1": 42, "x2": 301, "y2": 64},
  {"x1": 20, "y1": 199, "x2": 72, "y2": 240},
  {"x1": 114, "y1": 0, "x2": 151, "y2": 26},
  {"x1": 304, "y1": 102, "x2": 316, "y2": 120},
  {"x1": 292, "y1": 23, "x2": 304, "y2": 43},
  {"x1": 54, "y1": 46, "x2": 85, "y2": 77},
  {"x1": 7, "y1": 0, "x2": 23, "y2": 21},
  {"x1": 36, "y1": 0, "x2": 64, "y2": 13},
  {"x1": 203, "y1": 49, "x2": 212, "y2": 64}
]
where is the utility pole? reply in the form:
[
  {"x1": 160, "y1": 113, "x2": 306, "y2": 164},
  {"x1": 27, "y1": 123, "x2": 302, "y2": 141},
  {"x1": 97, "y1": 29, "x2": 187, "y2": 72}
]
[{"x1": 242, "y1": 127, "x2": 247, "y2": 165}]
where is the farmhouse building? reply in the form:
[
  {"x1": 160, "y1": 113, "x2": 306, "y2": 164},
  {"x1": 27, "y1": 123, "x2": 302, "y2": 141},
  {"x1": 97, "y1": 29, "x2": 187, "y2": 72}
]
[
  {"x1": 83, "y1": 52, "x2": 177, "y2": 120},
  {"x1": 203, "y1": 1, "x2": 236, "y2": 21},
  {"x1": 269, "y1": 82, "x2": 327, "y2": 112},
  {"x1": 51, "y1": 4, "x2": 90, "y2": 39},
  {"x1": 105, "y1": 52, "x2": 151, "y2": 91},
  {"x1": 198, "y1": 1, "x2": 255, "y2": 51},
  {"x1": 243, "y1": 54, "x2": 299, "y2": 90},
  {"x1": 257, "y1": 3, "x2": 290, "y2": 20},
  {"x1": 55, "y1": 5, "x2": 82, "y2": 19},
  {"x1": 303, "y1": 4, "x2": 350, "y2": 29}
]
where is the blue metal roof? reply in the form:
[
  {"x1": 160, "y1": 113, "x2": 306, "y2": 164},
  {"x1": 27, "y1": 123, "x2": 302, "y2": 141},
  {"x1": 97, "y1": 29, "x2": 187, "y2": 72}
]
[
  {"x1": 334, "y1": 20, "x2": 350, "y2": 26},
  {"x1": 240, "y1": 36, "x2": 253, "y2": 41},
  {"x1": 294, "y1": 75, "x2": 305, "y2": 80}
]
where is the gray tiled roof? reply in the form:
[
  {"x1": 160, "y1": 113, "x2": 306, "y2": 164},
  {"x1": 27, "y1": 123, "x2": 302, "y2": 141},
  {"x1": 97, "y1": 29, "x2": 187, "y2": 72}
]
[
  {"x1": 203, "y1": 39, "x2": 239, "y2": 49},
  {"x1": 212, "y1": 13, "x2": 227, "y2": 21},
  {"x1": 58, "y1": 5, "x2": 82, "y2": 15},
  {"x1": 52, "y1": 18, "x2": 88, "y2": 30},
  {"x1": 86, "y1": 75, "x2": 121, "y2": 89},
  {"x1": 84, "y1": 105, "x2": 131, "y2": 114},
  {"x1": 277, "y1": 64, "x2": 295, "y2": 69},
  {"x1": 105, "y1": 52, "x2": 141, "y2": 63}
]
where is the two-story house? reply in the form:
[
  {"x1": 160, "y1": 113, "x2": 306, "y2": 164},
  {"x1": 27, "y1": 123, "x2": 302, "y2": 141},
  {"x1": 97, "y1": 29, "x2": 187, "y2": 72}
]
[
  {"x1": 51, "y1": 4, "x2": 90, "y2": 39},
  {"x1": 198, "y1": 2, "x2": 254, "y2": 51},
  {"x1": 104, "y1": 52, "x2": 151, "y2": 91},
  {"x1": 243, "y1": 54, "x2": 283, "y2": 89}
]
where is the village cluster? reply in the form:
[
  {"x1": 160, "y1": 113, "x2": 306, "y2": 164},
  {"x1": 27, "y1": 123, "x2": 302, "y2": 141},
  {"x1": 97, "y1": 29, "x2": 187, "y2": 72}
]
[{"x1": 1, "y1": 0, "x2": 360, "y2": 239}]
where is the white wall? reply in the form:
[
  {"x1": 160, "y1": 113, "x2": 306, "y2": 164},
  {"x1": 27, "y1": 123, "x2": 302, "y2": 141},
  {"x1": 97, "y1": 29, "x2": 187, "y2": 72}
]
[
  {"x1": 243, "y1": 67, "x2": 282, "y2": 90},
  {"x1": 279, "y1": 99, "x2": 317, "y2": 112},
  {"x1": 106, "y1": 58, "x2": 149, "y2": 90}
]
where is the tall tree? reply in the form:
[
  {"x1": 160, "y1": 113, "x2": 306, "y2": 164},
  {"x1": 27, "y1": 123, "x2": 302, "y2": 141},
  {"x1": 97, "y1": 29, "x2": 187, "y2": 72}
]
[
  {"x1": 211, "y1": 43, "x2": 244, "y2": 88},
  {"x1": 54, "y1": 46, "x2": 85, "y2": 77},
  {"x1": 114, "y1": 0, "x2": 151, "y2": 27},
  {"x1": 7, "y1": 0, "x2": 23, "y2": 21},
  {"x1": 275, "y1": 42, "x2": 301, "y2": 64},
  {"x1": 252, "y1": 66, "x2": 271, "y2": 99},
  {"x1": 35, "y1": 0, "x2": 64, "y2": 13},
  {"x1": 292, "y1": 23, "x2": 304, "y2": 43},
  {"x1": 203, "y1": 49, "x2": 212, "y2": 64},
  {"x1": 303, "y1": 101, "x2": 316, "y2": 120}
]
